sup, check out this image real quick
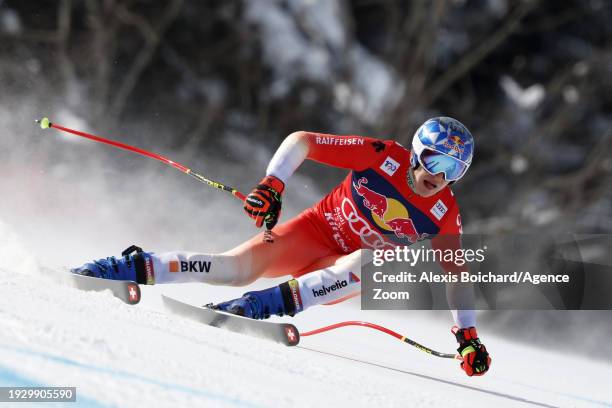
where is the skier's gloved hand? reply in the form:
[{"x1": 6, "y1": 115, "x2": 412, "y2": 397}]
[
  {"x1": 213, "y1": 279, "x2": 303, "y2": 320},
  {"x1": 243, "y1": 175, "x2": 285, "y2": 229},
  {"x1": 452, "y1": 326, "x2": 491, "y2": 376}
]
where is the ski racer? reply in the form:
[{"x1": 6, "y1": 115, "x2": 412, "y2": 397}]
[{"x1": 72, "y1": 117, "x2": 491, "y2": 377}]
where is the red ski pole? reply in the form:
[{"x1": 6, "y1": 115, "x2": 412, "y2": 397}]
[
  {"x1": 36, "y1": 117, "x2": 246, "y2": 201},
  {"x1": 301, "y1": 321, "x2": 461, "y2": 360}
]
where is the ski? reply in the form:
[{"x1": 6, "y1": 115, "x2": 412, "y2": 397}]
[
  {"x1": 161, "y1": 295, "x2": 300, "y2": 346},
  {"x1": 69, "y1": 273, "x2": 141, "y2": 305},
  {"x1": 42, "y1": 268, "x2": 141, "y2": 305}
]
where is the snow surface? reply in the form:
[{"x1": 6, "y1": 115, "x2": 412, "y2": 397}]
[{"x1": 0, "y1": 220, "x2": 611, "y2": 408}]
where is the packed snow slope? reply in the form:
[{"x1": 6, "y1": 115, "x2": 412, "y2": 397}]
[{"x1": 0, "y1": 223, "x2": 611, "y2": 408}]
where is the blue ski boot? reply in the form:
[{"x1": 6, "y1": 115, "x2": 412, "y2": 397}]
[
  {"x1": 71, "y1": 245, "x2": 155, "y2": 284},
  {"x1": 214, "y1": 279, "x2": 303, "y2": 320}
]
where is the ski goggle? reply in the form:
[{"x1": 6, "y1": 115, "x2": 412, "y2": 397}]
[{"x1": 417, "y1": 148, "x2": 469, "y2": 181}]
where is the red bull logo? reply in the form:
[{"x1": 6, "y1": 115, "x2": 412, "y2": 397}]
[
  {"x1": 351, "y1": 177, "x2": 428, "y2": 246},
  {"x1": 353, "y1": 177, "x2": 388, "y2": 218},
  {"x1": 444, "y1": 135, "x2": 465, "y2": 154},
  {"x1": 386, "y1": 217, "x2": 427, "y2": 243}
]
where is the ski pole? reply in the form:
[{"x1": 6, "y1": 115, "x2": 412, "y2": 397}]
[
  {"x1": 35, "y1": 117, "x2": 246, "y2": 201},
  {"x1": 301, "y1": 321, "x2": 461, "y2": 360}
]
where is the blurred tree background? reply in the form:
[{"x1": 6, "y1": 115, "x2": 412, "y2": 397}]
[{"x1": 2, "y1": 0, "x2": 612, "y2": 234}]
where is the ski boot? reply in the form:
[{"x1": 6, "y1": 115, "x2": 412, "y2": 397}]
[
  {"x1": 71, "y1": 245, "x2": 155, "y2": 284},
  {"x1": 214, "y1": 279, "x2": 303, "y2": 320}
]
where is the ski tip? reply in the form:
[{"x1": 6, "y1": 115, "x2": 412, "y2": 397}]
[{"x1": 36, "y1": 117, "x2": 51, "y2": 129}]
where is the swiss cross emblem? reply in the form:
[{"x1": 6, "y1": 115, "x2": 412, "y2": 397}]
[
  {"x1": 127, "y1": 284, "x2": 139, "y2": 303},
  {"x1": 284, "y1": 327, "x2": 298, "y2": 345}
]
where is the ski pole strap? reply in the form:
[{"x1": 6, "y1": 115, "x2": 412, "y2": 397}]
[{"x1": 300, "y1": 321, "x2": 460, "y2": 360}]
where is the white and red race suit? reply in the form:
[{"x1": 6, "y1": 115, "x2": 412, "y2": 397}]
[{"x1": 295, "y1": 132, "x2": 463, "y2": 259}]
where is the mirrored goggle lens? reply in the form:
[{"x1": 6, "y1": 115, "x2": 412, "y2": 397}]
[{"x1": 419, "y1": 149, "x2": 468, "y2": 181}]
